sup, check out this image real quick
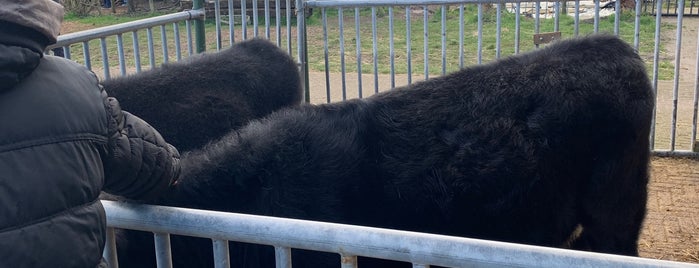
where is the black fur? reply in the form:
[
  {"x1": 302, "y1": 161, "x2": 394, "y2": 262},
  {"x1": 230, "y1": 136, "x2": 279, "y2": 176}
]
[
  {"x1": 102, "y1": 38, "x2": 303, "y2": 151},
  {"x1": 101, "y1": 38, "x2": 303, "y2": 268},
  {"x1": 125, "y1": 34, "x2": 654, "y2": 267}
]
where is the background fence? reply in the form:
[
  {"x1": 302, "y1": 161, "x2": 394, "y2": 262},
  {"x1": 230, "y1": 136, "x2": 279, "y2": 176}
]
[{"x1": 51, "y1": 0, "x2": 699, "y2": 156}]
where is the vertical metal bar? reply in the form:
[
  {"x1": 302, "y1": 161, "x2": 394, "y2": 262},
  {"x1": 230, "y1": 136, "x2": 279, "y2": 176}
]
[
  {"x1": 286, "y1": 0, "x2": 292, "y2": 54},
  {"x1": 670, "y1": 0, "x2": 685, "y2": 151},
  {"x1": 253, "y1": 0, "x2": 260, "y2": 37},
  {"x1": 339, "y1": 7, "x2": 347, "y2": 100},
  {"x1": 276, "y1": 0, "x2": 281, "y2": 46},
  {"x1": 594, "y1": 0, "x2": 600, "y2": 33},
  {"x1": 694, "y1": 16, "x2": 699, "y2": 151},
  {"x1": 100, "y1": 37, "x2": 110, "y2": 80},
  {"x1": 212, "y1": 239, "x2": 231, "y2": 268},
  {"x1": 64, "y1": 46, "x2": 71, "y2": 60},
  {"x1": 459, "y1": 4, "x2": 465, "y2": 68},
  {"x1": 147, "y1": 27, "x2": 156, "y2": 69},
  {"x1": 534, "y1": 1, "x2": 541, "y2": 49},
  {"x1": 103, "y1": 227, "x2": 119, "y2": 268},
  {"x1": 186, "y1": 20, "x2": 193, "y2": 56},
  {"x1": 615, "y1": 0, "x2": 621, "y2": 35},
  {"x1": 229, "y1": 0, "x2": 235, "y2": 45},
  {"x1": 515, "y1": 2, "x2": 521, "y2": 54},
  {"x1": 340, "y1": 254, "x2": 357, "y2": 268},
  {"x1": 423, "y1": 5, "x2": 429, "y2": 80},
  {"x1": 412, "y1": 264, "x2": 429, "y2": 268},
  {"x1": 575, "y1": 0, "x2": 580, "y2": 36},
  {"x1": 132, "y1": 31, "x2": 142, "y2": 73},
  {"x1": 296, "y1": 0, "x2": 309, "y2": 103},
  {"x1": 274, "y1": 246, "x2": 292, "y2": 268},
  {"x1": 192, "y1": 0, "x2": 206, "y2": 53},
  {"x1": 214, "y1": 0, "x2": 222, "y2": 50},
  {"x1": 82, "y1": 41, "x2": 91, "y2": 71},
  {"x1": 651, "y1": 0, "x2": 664, "y2": 149},
  {"x1": 372, "y1": 7, "x2": 379, "y2": 94},
  {"x1": 323, "y1": 8, "x2": 331, "y2": 103},
  {"x1": 406, "y1": 6, "x2": 412, "y2": 85},
  {"x1": 496, "y1": 3, "x2": 502, "y2": 59},
  {"x1": 160, "y1": 25, "x2": 169, "y2": 63},
  {"x1": 635, "y1": 0, "x2": 642, "y2": 49},
  {"x1": 355, "y1": 7, "x2": 363, "y2": 98},
  {"x1": 389, "y1": 7, "x2": 396, "y2": 88},
  {"x1": 154, "y1": 233, "x2": 173, "y2": 268},
  {"x1": 116, "y1": 34, "x2": 126, "y2": 76},
  {"x1": 242, "y1": 0, "x2": 248, "y2": 40},
  {"x1": 265, "y1": 0, "x2": 271, "y2": 39},
  {"x1": 441, "y1": 5, "x2": 447, "y2": 75},
  {"x1": 477, "y1": 3, "x2": 483, "y2": 64},
  {"x1": 174, "y1": 22, "x2": 182, "y2": 61},
  {"x1": 554, "y1": 1, "x2": 560, "y2": 32},
  {"x1": 535, "y1": 1, "x2": 540, "y2": 36}
]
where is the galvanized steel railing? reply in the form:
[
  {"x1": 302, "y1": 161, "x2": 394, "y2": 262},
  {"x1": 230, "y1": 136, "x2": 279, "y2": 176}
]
[
  {"x1": 101, "y1": 200, "x2": 699, "y2": 268},
  {"x1": 48, "y1": 8, "x2": 206, "y2": 80}
]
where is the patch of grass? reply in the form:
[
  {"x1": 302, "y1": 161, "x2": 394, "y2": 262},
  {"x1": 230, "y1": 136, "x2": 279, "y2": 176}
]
[{"x1": 64, "y1": 11, "x2": 166, "y2": 26}]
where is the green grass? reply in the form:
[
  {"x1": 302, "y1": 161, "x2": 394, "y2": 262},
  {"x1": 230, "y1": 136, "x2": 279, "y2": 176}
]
[
  {"x1": 64, "y1": 11, "x2": 168, "y2": 26},
  {"x1": 59, "y1": 6, "x2": 675, "y2": 80}
]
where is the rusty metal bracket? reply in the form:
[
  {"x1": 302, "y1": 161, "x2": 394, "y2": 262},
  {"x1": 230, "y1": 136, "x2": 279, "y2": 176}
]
[{"x1": 533, "y1": 32, "x2": 562, "y2": 45}]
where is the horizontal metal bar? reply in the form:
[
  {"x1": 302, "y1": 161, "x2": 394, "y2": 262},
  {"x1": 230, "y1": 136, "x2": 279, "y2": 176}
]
[
  {"x1": 50, "y1": 9, "x2": 205, "y2": 48},
  {"x1": 304, "y1": 0, "x2": 563, "y2": 8},
  {"x1": 652, "y1": 150, "x2": 699, "y2": 158},
  {"x1": 103, "y1": 200, "x2": 698, "y2": 268}
]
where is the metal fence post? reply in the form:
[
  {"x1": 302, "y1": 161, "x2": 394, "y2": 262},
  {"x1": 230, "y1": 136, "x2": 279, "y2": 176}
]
[
  {"x1": 296, "y1": 0, "x2": 310, "y2": 103},
  {"x1": 193, "y1": 0, "x2": 206, "y2": 53}
]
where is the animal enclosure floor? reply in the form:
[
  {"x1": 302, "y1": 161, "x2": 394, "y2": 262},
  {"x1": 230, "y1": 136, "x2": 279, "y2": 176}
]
[{"x1": 640, "y1": 156, "x2": 699, "y2": 264}]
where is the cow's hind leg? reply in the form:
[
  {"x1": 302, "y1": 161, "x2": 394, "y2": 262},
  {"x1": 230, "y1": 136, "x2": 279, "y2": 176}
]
[{"x1": 571, "y1": 146, "x2": 649, "y2": 256}]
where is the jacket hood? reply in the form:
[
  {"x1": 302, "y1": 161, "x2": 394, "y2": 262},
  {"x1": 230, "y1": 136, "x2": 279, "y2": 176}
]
[
  {"x1": 0, "y1": 43, "x2": 42, "y2": 92},
  {"x1": 0, "y1": 0, "x2": 64, "y2": 44}
]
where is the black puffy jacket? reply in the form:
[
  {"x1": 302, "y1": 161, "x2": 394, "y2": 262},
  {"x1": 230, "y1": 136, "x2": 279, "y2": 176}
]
[{"x1": 0, "y1": 38, "x2": 180, "y2": 267}]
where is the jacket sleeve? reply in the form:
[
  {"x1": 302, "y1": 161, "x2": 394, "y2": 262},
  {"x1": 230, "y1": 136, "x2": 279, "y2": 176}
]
[{"x1": 102, "y1": 96, "x2": 181, "y2": 201}]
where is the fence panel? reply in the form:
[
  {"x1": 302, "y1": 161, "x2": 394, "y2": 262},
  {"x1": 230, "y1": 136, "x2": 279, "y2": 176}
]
[{"x1": 102, "y1": 200, "x2": 699, "y2": 268}]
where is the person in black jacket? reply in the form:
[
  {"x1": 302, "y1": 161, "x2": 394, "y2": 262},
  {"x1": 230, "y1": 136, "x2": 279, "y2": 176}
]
[{"x1": 0, "y1": 0, "x2": 181, "y2": 267}]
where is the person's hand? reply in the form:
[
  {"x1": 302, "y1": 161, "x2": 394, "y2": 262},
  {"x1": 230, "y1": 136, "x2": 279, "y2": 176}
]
[{"x1": 102, "y1": 97, "x2": 181, "y2": 200}]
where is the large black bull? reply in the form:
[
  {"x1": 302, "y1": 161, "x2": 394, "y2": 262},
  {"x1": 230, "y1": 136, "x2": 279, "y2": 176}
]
[{"x1": 117, "y1": 34, "x2": 655, "y2": 267}]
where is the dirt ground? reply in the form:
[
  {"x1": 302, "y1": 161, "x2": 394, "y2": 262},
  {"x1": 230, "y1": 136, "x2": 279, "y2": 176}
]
[
  {"x1": 638, "y1": 17, "x2": 699, "y2": 264},
  {"x1": 59, "y1": 10, "x2": 699, "y2": 264},
  {"x1": 641, "y1": 156, "x2": 699, "y2": 263}
]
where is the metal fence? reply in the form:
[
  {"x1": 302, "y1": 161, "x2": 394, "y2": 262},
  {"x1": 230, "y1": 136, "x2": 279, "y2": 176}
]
[
  {"x1": 44, "y1": 1, "x2": 699, "y2": 266},
  {"x1": 49, "y1": 0, "x2": 699, "y2": 156},
  {"x1": 101, "y1": 200, "x2": 699, "y2": 268}
]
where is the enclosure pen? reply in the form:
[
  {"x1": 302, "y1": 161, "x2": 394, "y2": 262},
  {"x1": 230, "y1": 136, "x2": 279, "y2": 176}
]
[{"x1": 43, "y1": 0, "x2": 699, "y2": 265}]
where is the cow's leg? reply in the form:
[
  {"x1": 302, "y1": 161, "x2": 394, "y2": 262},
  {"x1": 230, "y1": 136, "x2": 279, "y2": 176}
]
[{"x1": 571, "y1": 146, "x2": 649, "y2": 256}]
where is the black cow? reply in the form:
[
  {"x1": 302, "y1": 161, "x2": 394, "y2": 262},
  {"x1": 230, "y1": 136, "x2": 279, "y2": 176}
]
[
  {"x1": 123, "y1": 34, "x2": 655, "y2": 267},
  {"x1": 102, "y1": 38, "x2": 303, "y2": 151},
  {"x1": 100, "y1": 38, "x2": 303, "y2": 268}
]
